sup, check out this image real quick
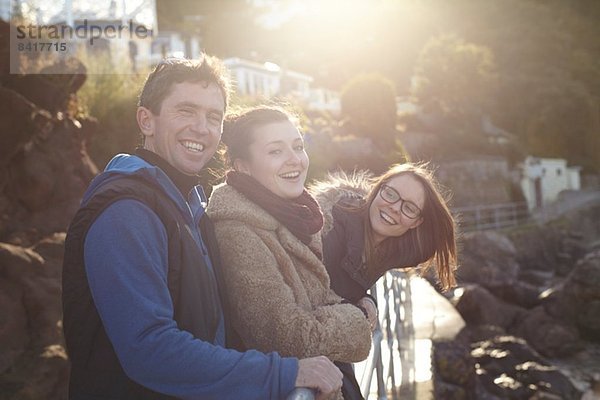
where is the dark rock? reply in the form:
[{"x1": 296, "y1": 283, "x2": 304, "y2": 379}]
[
  {"x1": 0, "y1": 20, "x2": 96, "y2": 398},
  {"x1": 530, "y1": 393, "x2": 567, "y2": 400},
  {"x1": 560, "y1": 236, "x2": 588, "y2": 266},
  {"x1": 453, "y1": 284, "x2": 526, "y2": 329},
  {"x1": 0, "y1": 87, "x2": 53, "y2": 171},
  {"x1": 472, "y1": 379, "x2": 505, "y2": 400},
  {"x1": 0, "y1": 89, "x2": 98, "y2": 243},
  {"x1": 3, "y1": 59, "x2": 87, "y2": 113},
  {"x1": 541, "y1": 285, "x2": 578, "y2": 324},
  {"x1": 0, "y1": 240, "x2": 68, "y2": 399},
  {"x1": 433, "y1": 381, "x2": 467, "y2": 400},
  {"x1": 508, "y1": 226, "x2": 562, "y2": 273},
  {"x1": 518, "y1": 269, "x2": 555, "y2": 288},
  {"x1": 471, "y1": 336, "x2": 581, "y2": 400},
  {"x1": 513, "y1": 306, "x2": 582, "y2": 357},
  {"x1": 455, "y1": 324, "x2": 506, "y2": 344},
  {"x1": 543, "y1": 253, "x2": 600, "y2": 340},
  {"x1": 457, "y1": 231, "x2": 520, "y2": 288},
  {"x1": 0, "y1": 277, "x2": 28, "y2": 375},
  {"x1": 433, "y1": 340, "x2": 475, "y2": 386},
  {"x1": 32, "y1": 233, "x2": 67, "y2": 268},
  {"x1": 515, "y1": 361, "x2": 581, "y2": 399},
  {"x1": 476, "y1": 370, "x2": 533, "y2": 398},
  {"x1": 487, "y1": 281, "x2": 543, "y2": 308}
]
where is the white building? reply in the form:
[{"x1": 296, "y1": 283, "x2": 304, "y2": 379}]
[
  {"x1": 224, "y1": 57, "x2": 313, "y2": 100},
  {"x1": 150, "y1": 31, "x2": 201, "y2": 65},
  {"x1": 520, "y1": 156, "x2": 581, "y2": 210},
  {"x1": 224, "y1": 58, "x2": 282, "y2": 98},
  {"x1": 307, "y1": 87, "x2": 340, "y2": 112}
]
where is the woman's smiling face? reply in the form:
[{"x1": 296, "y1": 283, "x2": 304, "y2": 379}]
[
  {"x1": 234, "y1": 120, "x2": 308, "y2": 199},
  {"x1": 368, "y1": 173, "x2": 425, "y2": 245}
]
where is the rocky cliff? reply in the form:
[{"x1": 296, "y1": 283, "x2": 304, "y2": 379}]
[{"x1": 0, "y1": 20, "x2": 97, "y2": 399}]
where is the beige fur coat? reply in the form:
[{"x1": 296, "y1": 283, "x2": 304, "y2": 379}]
[{"x1": 207, "y1": 183, "x2": 371, "y2": 364}]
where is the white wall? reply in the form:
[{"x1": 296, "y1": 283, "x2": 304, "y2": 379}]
[
  {"x1": 225, "y1": 63, "x2": 279, "y2": 97},
  {"x1": 307, "y1": 88, "x2": 340, "y2": 112},
  {"x1": 520, "y1": 157, "x2": 581, "y2": 210},
  {"x1": 567, "y1": 167, "x2": 581, "y2": 191},
  {"x1": 224, "y1": 58, "x2": 313, "y2": 100}
]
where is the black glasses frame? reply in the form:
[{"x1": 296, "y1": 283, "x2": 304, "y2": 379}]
[{"x1": 378, "y1": 184, "x2": 422, "y2": 219}]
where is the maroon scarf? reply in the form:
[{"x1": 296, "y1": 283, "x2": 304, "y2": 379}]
[{"x1": 226, "y1": 171, "x2": 324, "y2": 245}]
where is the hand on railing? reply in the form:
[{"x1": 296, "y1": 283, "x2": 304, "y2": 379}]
[
  {"x1": 286, "y1": 387, "x2": 316, "y2": 400},
  {"x1": 295, "y1": 356, "x2": 341, "y2": 399}
]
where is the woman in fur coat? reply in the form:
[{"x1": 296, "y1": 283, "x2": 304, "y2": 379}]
[
  {"x1": 206, "y1": 106, "x2": 372, "y2": 400},
  {"x1": 309, "y1": 164, "x2": 458, "y2": 305}
]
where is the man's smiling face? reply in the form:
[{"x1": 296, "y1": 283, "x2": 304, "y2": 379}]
[{"x1": 139, "y1": 81, "x2": 224, "y2": 175}]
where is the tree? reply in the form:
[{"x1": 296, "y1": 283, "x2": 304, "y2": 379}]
[
  {"x1": 449, "y1": 0, "x2": 600, "y2": 172},
  {"x1": 525, "y1": 80, "x2": 600, "y2": 171},
  {"x1": 335, "y1": 73, "x2": 408, "y2": 172},
  {"x1": 340, "y1": 73, "x2": 397, "y2": 145},
  {"x1": 412, "y1": 33, "x2": 497, "y2": 126}
]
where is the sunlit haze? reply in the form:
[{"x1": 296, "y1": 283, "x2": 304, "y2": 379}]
[{"x1": 16, "y1": 0, "x2": 155, "y2": 27}]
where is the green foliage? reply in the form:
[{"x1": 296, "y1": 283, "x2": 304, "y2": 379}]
[
  {"x1": 449, "y1": 0, "x2": 600, "y2": 172},
  {"x1": 335, "y1": 73, "x2": 409, "y2": 173},
  {"x1": 402, "y1": 1, "x2": 600, "y2": 172},
  {"x1": 412, "y1": 34, "x2": 497, "y2": 122},
  {"x1": 340, "y1": 73, "x2": 397, "y2": 146},
  {"x1": 77, "y1": 53, "x2": 147, "y2": 168}
]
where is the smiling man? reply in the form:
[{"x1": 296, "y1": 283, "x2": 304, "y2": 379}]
[{"x1": 62, "y1": 56, "x2": 342, "y2": 400}]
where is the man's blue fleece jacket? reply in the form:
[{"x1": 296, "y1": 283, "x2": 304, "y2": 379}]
[{"x1": 82, "y1": 154, "x2": 298, "y2": 399}]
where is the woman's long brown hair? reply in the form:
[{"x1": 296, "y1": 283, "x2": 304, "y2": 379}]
[{"x1": 362, "y1": 163, "x2": 458, "y2": 291}]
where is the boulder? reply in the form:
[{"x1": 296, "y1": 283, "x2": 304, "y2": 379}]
[
  {"x1": 1, "y1": 110, "x2": 97, "y2": 243},
  {"x1": 543, "y1": 252, "x2": 600, "y2": 340},
  {"x1": 471, "y1": 336, "x2": 581, "y2": 400},
  {"x1": 433, "y1": 340, "x2": 475, "y2": 387},
  {"x1": 433, "y1": 381, "x2": 468, "y2": 400},
  {"x1": 0, "y1": 20, "x2": 96, "y2": 399},
  {"x1": 512, "y1": 306, "x2": 582, "y2": 358},
  {"x1": 455, "y1": 324, "x2": 507, "y2": 344},
  {"x1": 487, "y1": 280, "x2": 543, "y2": 309},
  {"x1": 0, "y1": 240, "x2": 68, "y2": 399},
  {"x1": 507, "y1": 225, "x2": 563, "y2": 274},
  {"x1": 518, "y1": 269, "x2": 555, "y2": 288},
  {"x1": 452, "y1": 284, "x2": 525, "y2": 330},
  {"x1": 457, "y1": 231, "x2": 520, "y2": 288}
]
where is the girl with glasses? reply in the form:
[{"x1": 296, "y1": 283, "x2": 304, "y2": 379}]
[
  {"x1": 309, "y1": 164, "x2": 457, "y2": 399},
  {"x1": 310, "y1": 163, "x2": 458, "y2": 309}
]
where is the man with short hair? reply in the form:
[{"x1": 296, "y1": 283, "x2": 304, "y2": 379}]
[{"x1": 62, "y1": 56, "x2": 342, "y2": 399}]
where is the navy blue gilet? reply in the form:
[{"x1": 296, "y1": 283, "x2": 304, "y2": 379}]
[{"x1": 62, "y1": 175, "x2": 226, "y2": 399}]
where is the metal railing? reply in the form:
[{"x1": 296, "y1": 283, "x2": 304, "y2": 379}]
[
  {"x1": 286, "y1": 271, "x2": 413, "y2": 400},
  {"x1": 453, "y1": 190, "x2": 600, "y2": 232},
  {"x1": 452, "y1": 201, "x2": 530, "y2": 232},
  {"x1": 358, "y1": 270, "x2": 414, "y2": 399},
  {"x1": 286, "y1": 388, "x2": 315, "y2": 400}
]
